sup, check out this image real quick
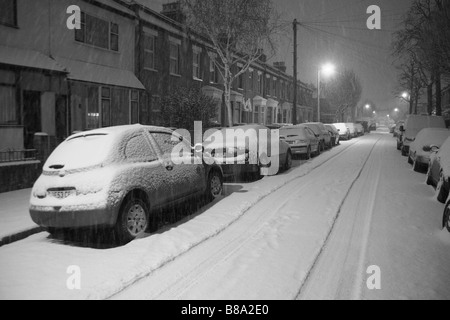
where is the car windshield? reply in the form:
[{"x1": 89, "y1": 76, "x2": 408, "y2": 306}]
[{"x1": 44, "y1": 134, "x2": 114, "y2": 171}]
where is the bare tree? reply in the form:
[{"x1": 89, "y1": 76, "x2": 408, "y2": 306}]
[
  {"x1": 182, "y1": 0, "x2": 281, "y2": 127},
  {"x1": 323, "y1": 69, "x2": 362, "y2": 122}
]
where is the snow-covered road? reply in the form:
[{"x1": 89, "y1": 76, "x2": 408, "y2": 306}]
[{"x1": 1, "y1": 130, "x2": 450, "y2": 300}]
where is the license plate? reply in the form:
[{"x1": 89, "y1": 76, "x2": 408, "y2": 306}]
[{"x1": 49, "y1": 190, "x2": 75, "y2": 199}]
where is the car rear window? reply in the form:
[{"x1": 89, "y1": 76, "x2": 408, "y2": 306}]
[
  {"x1": 44, "y1": 134, "x2": 113, "y2": 171},
  {"x1": 280, "y1": 127, "x2": 307, "y2": 139}
]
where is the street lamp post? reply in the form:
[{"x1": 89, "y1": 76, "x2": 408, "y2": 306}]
[{"x1": 317, "y1": 63, "x2": 335, "y2": 122}]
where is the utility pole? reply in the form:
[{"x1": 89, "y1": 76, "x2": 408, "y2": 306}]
[{"x1": 293, "y1": 19, "x2": 298, "y2": 125}]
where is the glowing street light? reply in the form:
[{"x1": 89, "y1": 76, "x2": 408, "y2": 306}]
[
  {"x1": 365, "y1": 104, "x2": 371, "y2": 110},
  {"x1": 317, "y1": 63, "x2": 336, "y2": 122},
  {"x1": 401, "y1": 92, "x2": 410, "y2": 102}
]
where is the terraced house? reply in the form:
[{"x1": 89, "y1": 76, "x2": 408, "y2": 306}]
[{"x1": 0, "y1": 0, "x2": 313, "y2": 192}]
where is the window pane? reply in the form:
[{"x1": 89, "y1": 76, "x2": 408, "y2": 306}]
[
  {"x1": 110, "y1": 34, "x2": 119, "y2": 51},
  {"x1": 152, "y1": 132, "x2": 178, "y2": 155},
  {"x1": 102, "y1": 100, "x2": 111, "y2": 127},
  {"x1": 86, "y1": 14, "x2": 109, "y2": 49},
  {"x1": 0, "y1": 86, "x2": 16, "y2": 124},
  {"x1": 0, "y1": 0, "x2": 16, "y2": 26},
  {"x1": 125, "y1": 135, "x2": 156, "y2": 161},
  {"x1": 102, "y1": 87, "x2": 111, "y2": 98}
]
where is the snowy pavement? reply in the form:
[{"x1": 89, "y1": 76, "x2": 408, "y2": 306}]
[
  {"x1": 1, "y1": 131, "x2": 450, "y2": 300},
  {"x1": 0, "y1": 189, "x2": 41, "y2": 244}
]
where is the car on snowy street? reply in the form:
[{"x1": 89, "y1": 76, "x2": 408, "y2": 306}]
[
  {"x1": 280, "y1": 125, "x2": 320, "y2": 159},
  {"x1": 325, "y1": 124, "x2": 340, "y2": 146},
  {"x1": 304, "y1": 123, "x2": 332, "y2": 151},
  {"x1": 408, "y1": 128, "x2": 450, "y2": 172},
  {"x1": 204, "y1": 124, "x2": 292, "y2": 179},
  {"x1": 333, "y1": 123, "x2": 351, "y2": 140},
  {"x1": 393, "y1": 121, "x2": 404, "y2": 138},
  {"x1": 399, "y1": 115, "x2": 446, "y2": 157},
  {"x1": 355, "y1": 123, "x2": 365, "y2": 136},
  {"x1": 426, "y1": 136, "x2": 450, "y2": 203},
  {"x1": 29, "y1": 125, "x2": 224, "y2": 244},
  {"x1": 346, "y1": 123, "x2": 357, "y2": 138}
]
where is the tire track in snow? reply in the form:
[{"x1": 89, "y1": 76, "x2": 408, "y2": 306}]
[
  {"x1": 109, "y1": 136, "x2": 380, "y2": 300},
  {"x1": 297, "y1": 135, "x2": 385, "y2": 300}
]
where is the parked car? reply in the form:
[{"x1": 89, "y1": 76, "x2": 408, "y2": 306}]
[
  {"x1": 333, "y1": 123, "x2": 351, "y2": 140},
  {"x1": 426, "y1": 136, "x2": 450, "y2": 203},
  {"x1": 346, "y1": 123, "x2": 357, "y2": 138},
  {"x1": 356, "y1": 120, "x2": 369, "y2": 133},
  {"x1": 205, "y1": 124, "x2": 292, "y2": 178},
  {"x1": 355, "y1": 123, "x2": 365, "y2": 136},
  {"x1": 441, "y1": 200, "x2": 450, "y2": 232},
  {"x1": 304, "y1": 123, "x2": 332, "y2": 150},
  {"x1": 325, "y1": 124, "x2": 340, "y2": 146},
  {"x1": 30, "y1": 125, "x2": 224, "y2": 244},
  {"x1": 280, "y1": 125, "x2": 320, "y2": 159},
  {"x1": 399, "y1": 115, "x2": 446, "y2": 156},
  {"x1": 408, "y1": 128, "x2": 450, "y2": 172}
]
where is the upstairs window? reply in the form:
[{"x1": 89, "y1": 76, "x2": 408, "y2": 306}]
[
  {"x1": 143, "y1": 34, "x2": 156, "y2": 70},
  {"x1": 192, "y1": 46, "x2": 202, "y2": 80},
  {"x1": 75, "y1": 12, "x2": 119, "y2": 52},
  {"x1": 169, "y1": 40, "x2": 181, "y2": 76},
  {"x1": 0, "y1": 0, "x2": 17, "y2": 27}
]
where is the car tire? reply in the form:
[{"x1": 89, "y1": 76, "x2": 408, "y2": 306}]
[
  {"x1": 408, "y1": 154, "x2": 413, "y2": 165},
  {"x1": 401, "y1": 147, "x2": 408, "y2": 157},
  {"x1": 436, "y1": 172, "x2": 448, "y2": 204},
  {"x1": 315, "y1": 144, "x2": 321, "y2": 156},
  {"x1": 443, "y1": 203, "x2": 450, "y2": 232},
  {"x1": 285, "y1": 151, "x2": 293, "y2": 170},
  {"x1": 413, "y1": 157, "x2": 421, "y2": 172},
  {"x1": 426, "y1": 161, "x2": 433, "y2": 186},
  {"x1": 116, "y1": 196, "x2": 150, "y2": 244},
  {"x1": 206, "y1": 170, "x2": 223, "y2": 201},
  {"x1": 305, "y1": 147, "x2": 311, "y2": 160}
]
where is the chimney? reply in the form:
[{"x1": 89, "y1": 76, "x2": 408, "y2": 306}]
[
  {"x1": 273, "y1": 62, "x2": 287, "y2": 73},
  {"x1": 161, "y1": 1, "x2": 186, "y2": 23}
]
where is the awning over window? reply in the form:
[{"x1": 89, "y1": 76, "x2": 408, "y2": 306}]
[
  {"x1": 253, "y1": 95, "x2": 267, "y2": 107},
  {"x1": 230, "y1": 90, "x2": 243, "y2": 103},
  {"x1": 202, "y1": 86, "x2": 223, "y2": 100},
  {"x1": 56, "y1": 57, "x2": 145, "y2": 90},
  {"x1": 267, "y1": 98, "x2": 279, "y2": 108},
  {"x1": 0, "y1": 45, "x2": 67, "y2": 73}
]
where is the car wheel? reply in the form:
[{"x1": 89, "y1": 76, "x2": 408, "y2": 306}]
[
  {"x1": 436, "y1": 172, "x2": 448, "y2": 204},
  {"x1": 401, "y1": 147, "x2": 408, "y2": 157},
  {"x1": 206, "y1": 170, "x2": 223, "y2": 201},
  {"x1": 116, "y1": 196, "x2": 149, "y2": 244},
  {"x1": 315, "y1": 144, "x2": 321, "y2": 156},
  {"x1": 285, "y1": 151, "x2": 293, "y2": 170},
  {"x1": 443, "y1": 203, "x2": 450, "y2": 232},
  {"x1": 305, "y1": 147, "x2": 311, "y2": 160},
  {"x1": 426, "y1": 161, "x2": 433, "y2": 185},
  {"x1": 408, "y1": 155, "x2": 413, "y2": 165},
  {"x1": 412, "y1": 157, "x2": 421, "y2": 172}
]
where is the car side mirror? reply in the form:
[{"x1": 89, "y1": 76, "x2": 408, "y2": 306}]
[
  {"x1": 192, "y1": 143, "x2": 205, "y2": 155},
  {"x1": 430, "y1": 145, "x2": 440, "y2": 153}
]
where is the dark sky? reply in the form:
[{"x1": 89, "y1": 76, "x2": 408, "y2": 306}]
[{"x1": 141, "y1": 0, "x2": 415, "y2": 114}]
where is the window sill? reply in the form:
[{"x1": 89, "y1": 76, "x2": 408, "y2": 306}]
[
  {"x1": 193, "y1": 77, "x2": 203, "y2": 82},
  {"x1": 144, "y1": 68, "x2": 158, "y2": 73},
  {"x1": 74, "y1": 40, "x2": 120, "y2": 54},
  {"x1": 170, "y1": 73, "x2": 182, "y2": 78},
  {"x1": 0, "y1": 23, "x2": 19, "y2": 29}
]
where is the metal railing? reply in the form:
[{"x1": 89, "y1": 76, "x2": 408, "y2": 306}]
[{"x1": 0, "y1": 149, "x2": 37, "y2": 163}]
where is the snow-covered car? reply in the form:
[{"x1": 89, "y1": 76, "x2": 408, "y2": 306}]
[
  {"x1": 408, "y1": 128, "x2": 450, "y2": 172},
  {"x1": 345, "y1": 123, "x2": 357, "y2": 138},
  {"x1": 324, "y1": 124, "x2": 340, "y2": 146},
  {"x1": 400, "y1": 115, "x2": 446, "y2": 156},
  {"x1": 304, "y1": 123, "x2": 331, "y2": 151},
  {"x1": 426, "y1": 137, "x2": 450, "y2": 203},
  {"x1": 204, "y1": 124, "x2": 292, "y2": 179},
  {"x1": 280, "y1": 125, "x2": 320, "y2": 159},
  {"x1": 30, "y1": 125, "x2": 224, "y2": 244},
  {"x1": 356, "y1": 120, "x2": 369, "y2": 133},
  {"x1": 355, "y1": 123, "x2": 364, "y2": 136},
  {"x1": 333, "y1": 123, "x2": 350, "y2": 140}
]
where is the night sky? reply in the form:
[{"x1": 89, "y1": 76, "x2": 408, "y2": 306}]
[{"x1": 140, "y1": 0, "x2": 415, "y2": 114}]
